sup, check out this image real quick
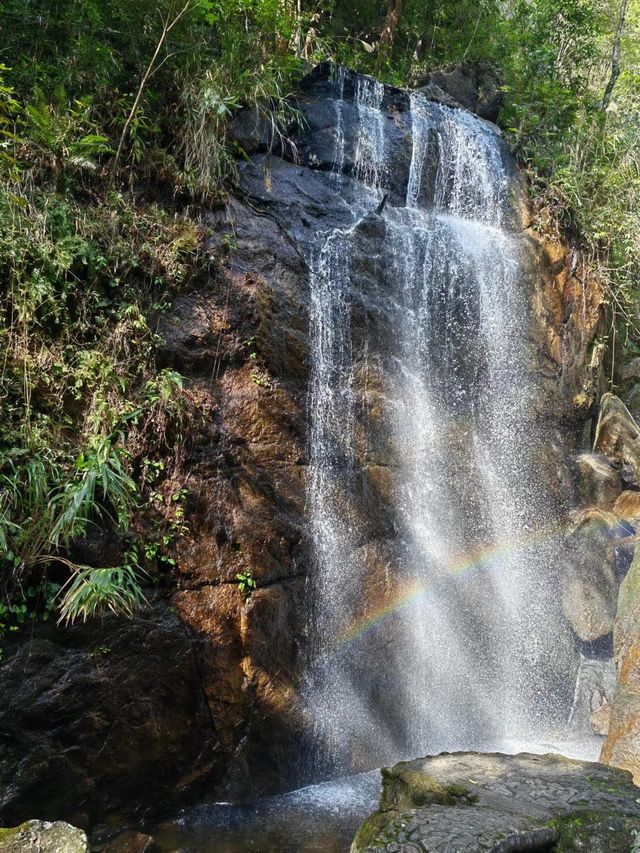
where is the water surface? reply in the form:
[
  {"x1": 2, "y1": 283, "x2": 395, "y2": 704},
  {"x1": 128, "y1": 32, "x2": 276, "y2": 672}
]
[{"x1": 151, "y1": 772, "x2": 380, "y2": 852}]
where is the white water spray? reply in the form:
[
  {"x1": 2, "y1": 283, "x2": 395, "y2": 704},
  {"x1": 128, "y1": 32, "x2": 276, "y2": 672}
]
[{"x1": 303, "y1": 69, "x2": 595, "y2": 777}]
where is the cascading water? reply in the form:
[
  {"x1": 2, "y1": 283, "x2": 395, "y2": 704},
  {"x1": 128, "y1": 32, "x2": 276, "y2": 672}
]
[{"x1": 302, "y1": 69, "x2": 592, "y2": 779}]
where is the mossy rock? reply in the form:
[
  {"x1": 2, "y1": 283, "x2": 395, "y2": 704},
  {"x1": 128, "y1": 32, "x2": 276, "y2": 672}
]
[
  {"x1": 0, "y1": 820, "x2": 87, "y2": 852},
  {"x1": 351, "y1": 810, "x2": 402, "y2": 851},
  {"x1": 0, "y1": 827, "x2": 22, "y2": 844},
  {"x1": 351, "y1": 752, "x2": 640, "y2": 852},
  {"x1": 380, "y1": 765, "x2": 477, "y2": 811},
  {"x1": 552, "y1": 810, "x2": 640, "y2": 852},
  {"x1": 619, "y1": 548, "x2": 640, "y2": 612}
]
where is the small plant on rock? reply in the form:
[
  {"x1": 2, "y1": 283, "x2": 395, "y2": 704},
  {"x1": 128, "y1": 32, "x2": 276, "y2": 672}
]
[{"x1": 236, "y1": 570, "x2": 256, "y2": 599}]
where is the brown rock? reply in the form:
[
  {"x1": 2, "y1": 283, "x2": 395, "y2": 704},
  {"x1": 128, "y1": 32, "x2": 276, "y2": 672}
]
[
  {"x1": 594, "y1": 393, "x2": 640, "y2": 487},
  {"x1": 561, "y1": 510, "x2": 619, "y2": 642},
  {"x1": 591, "y1": 701, "x2": 612, "y2": 736},
  {"x1": 527, "y1": 232, "x2": 605, "y2": 425},
  {"x1": 601, "y1": 549, "x2": 640, "y2": 782},
  {"x1": 613, "y1": 489, "x2": 640, "y2": 526},
  {"x1": 574, "y1": 452, "x2": 622, "y2": 509},
  {"x1": 365, "y1": 465, "x2": 398, "y2": 506},
  {"x1": 102, "y1": 831, "x2": 154, "y2": 853},
  {"x1": 174, "y1": 586, "x2": 244, "y2": 752}
]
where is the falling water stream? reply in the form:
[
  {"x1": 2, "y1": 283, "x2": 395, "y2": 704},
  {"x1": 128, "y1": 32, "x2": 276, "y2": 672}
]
[{"x1": 302, "y1": 71, "x2": 596, "y2": 777}]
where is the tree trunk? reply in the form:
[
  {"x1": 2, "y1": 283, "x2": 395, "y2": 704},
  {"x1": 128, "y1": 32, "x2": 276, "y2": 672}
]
[
  {"x1": 601, "y1": 0, "x2": 629, "y2": 111},
  {"x1": 380, "y1": 0, "x2": 402, "y2": 53}
]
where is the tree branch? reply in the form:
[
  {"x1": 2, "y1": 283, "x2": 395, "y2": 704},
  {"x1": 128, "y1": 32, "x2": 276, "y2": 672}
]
[{"x1": 110, "y1": 0, "x2": 197, "y2": 183}]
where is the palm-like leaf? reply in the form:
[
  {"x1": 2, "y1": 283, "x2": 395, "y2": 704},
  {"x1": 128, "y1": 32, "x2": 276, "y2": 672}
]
[{"x1": 57, "y1": 563, "x2": 147, "y2": 624}]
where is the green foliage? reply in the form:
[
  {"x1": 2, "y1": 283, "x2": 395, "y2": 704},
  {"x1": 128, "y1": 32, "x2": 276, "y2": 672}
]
[
  {"x1": 236, "y1": 570, "x2": 257, "y2": 599},
  {"x1": 0, "y1": 439, "x2": 135, "y2": 565},
  {"x1": 58, "y1": 549, "x2": 147, "y2": 625},
  {"x1": 1, "y1": 0, "x2": 639, "y2": 631},
  {"x1": 0, "y1": 78, "x2": 201, "y2": 630},
  {"x1": 0, "y1": 580, "x2": 60, "y2": 658}
]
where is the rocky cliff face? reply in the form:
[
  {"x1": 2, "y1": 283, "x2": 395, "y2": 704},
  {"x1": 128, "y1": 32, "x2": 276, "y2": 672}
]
[{"x1": 0, "y1": 64, "x2": 610, "y2": 828}]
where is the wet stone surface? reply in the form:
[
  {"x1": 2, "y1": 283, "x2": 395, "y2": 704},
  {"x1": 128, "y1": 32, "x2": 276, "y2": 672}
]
[{"x1": 351, "y1": 752, "x2": 640, "y2": 852}]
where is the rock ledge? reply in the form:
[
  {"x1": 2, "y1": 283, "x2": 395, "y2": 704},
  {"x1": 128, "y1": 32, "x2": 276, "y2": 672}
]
[{"x1": 351, "y1": 751, "x2": 640, "y2": 852}]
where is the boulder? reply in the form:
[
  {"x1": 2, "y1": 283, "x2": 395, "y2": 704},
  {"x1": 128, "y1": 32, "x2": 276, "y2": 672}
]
[
  {"x1": 622, "y1": 382, "x2": 640, "y2": 422},
  {"x1": 594, "y1": 392, "x2": 640, "y2": 487},
  {"x1": 352, "y1": 752, "x2": 640, "y2": 852},
  {"x1": 620, "y1": 357, "x2": 640, "y2": 385},
  {"x1": 561, "y1": 509, "x2": 619, "y2": 642},
  {"x1": 414, "y1": 63, "x2": 504, "y2": 122},
  {"x1": 0, "y1": 603, "x2": 220, "y2": 827},
  {"x1": 591, "y1": 700, "x2": 612, "y2": 736},
  {"x1": 601, "y1": 548, "x2": 640, "y2": 782},
  {"x1": 565, "y1": 655, "x2": 616, "y2": 738},
  {"x1": 0, "y1": 821, "x2": 86, "y2": 852},
  {"x1": 573, "y1": 452, "x2": 621, "y2": 509},
  {"x1": 613, "y1": 489, "x2": 640, "y2": 526},
  {"x1": 227, "y1": 105, "x2": 274, "y2": 154}
]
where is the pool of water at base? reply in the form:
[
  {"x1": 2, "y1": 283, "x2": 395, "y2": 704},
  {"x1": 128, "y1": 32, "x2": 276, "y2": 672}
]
[
  {"x1": 146, "y1": 735, "x2": 603, "y2": 853},
  {"x1": 149, "y1": 771, "x2": 381, "y2": 853}
]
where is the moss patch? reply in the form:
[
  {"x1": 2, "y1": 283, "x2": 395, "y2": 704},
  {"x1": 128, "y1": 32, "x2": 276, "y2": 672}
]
[
  {"x1": 551, "y1": 810, "x2": 638, "y2": 851},
  {"x1": 351, "y1": 809, "x2": 401, "y2": 851},
  {"x1": 380, "y1": 767, "x2": 477, "y2": 811},
  {"x1": 0, "y1": 824, "x2": 27, "y2": 843}
]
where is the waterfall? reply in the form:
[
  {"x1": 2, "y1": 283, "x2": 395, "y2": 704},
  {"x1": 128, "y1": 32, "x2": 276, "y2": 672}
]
[{"x1": 302, "y1": 69, "x2": 583, "y2": 778}]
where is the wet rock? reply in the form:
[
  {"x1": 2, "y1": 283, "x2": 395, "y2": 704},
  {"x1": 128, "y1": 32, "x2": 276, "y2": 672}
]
[
  {"x1": 573, "y1": 452, "x2": 622, "y2": 509},
  {"x1": 601, "y1": 548, "x2": 640, "y2": 782},
  {"x1": 411, "y1": 81, "x2": 460, "y2": 110},
  {"x1": 352, "y1": 752, "x2": 640, "y2": 852},
  {"x1": 415, "y1": 63, "x2": 504, "y2": 122},
  {"x1": 227, "y1": 105, "x2": 274, "y2": 154},
  {"x1": 591, "y1": 700, "x2": 612, "y2": 736},
  {"x1": 613, "y1": 489, "x2": 640, "y2": 526},
  {"x1": 594, "y1": 392, "x2": 640, "y2": 487},
  {"x1": 566, "y1": 654, "x2": 615, "y2": 739},
  {"x1": 157, "y1": 291, "x2": 247, "y2": 374},
  {"x1": 527, "y1": 233, "x2": 605, "y2": 427},
  {"x1": 171, "y1": 64, "x2": 601, "y2": 806},
  {"x1": 0, "y1": 604, "x2": 220, "y2": 827},
  {"x1": 561, "y1": 509, "x2": 619, "y2": 642},
  {"x1": 101, "y1": 831, "x2": 155, "y2": 853},
  {"x1": 0, "y1": 820, "x2": 87, "y2": 852}
]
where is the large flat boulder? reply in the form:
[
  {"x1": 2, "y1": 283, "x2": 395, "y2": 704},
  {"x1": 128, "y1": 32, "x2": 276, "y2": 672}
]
[{"x1": 351, "y1": 752, "x2": 640, "y2": 852}]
